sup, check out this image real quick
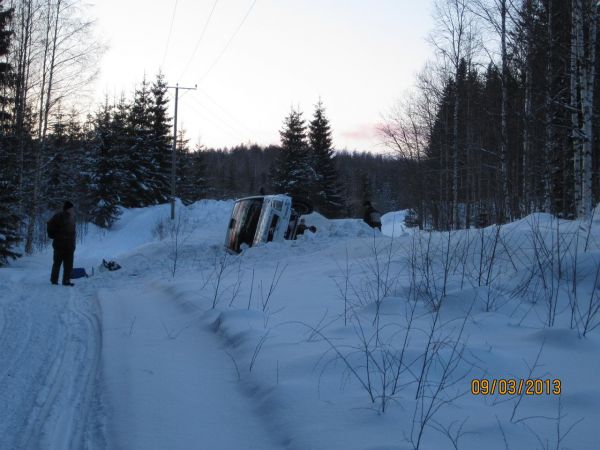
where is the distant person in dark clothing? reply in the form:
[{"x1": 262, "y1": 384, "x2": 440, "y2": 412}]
[
  {"x1": 363, "y1": 201, "x2": 382, "y2": 231},
  {"x1": 48, "y1": 201, "x2": 77, "y2": 286},
  {"x1": 296, "y1": 219, "x2": 308, "y2": 236},
  {"x1": 295, "y1": 219, "x2": 317, "y2": 238}
]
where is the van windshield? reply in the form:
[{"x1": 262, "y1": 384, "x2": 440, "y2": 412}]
[{"x1": 227, "y1": 198, "x2": 264, "y2": 252}]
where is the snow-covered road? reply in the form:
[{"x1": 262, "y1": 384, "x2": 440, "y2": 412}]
[
  {"x1": 0, "y1": 258, "x2": 279, "y2": 450},
  {"x1": 98, "y1": 279, "x2": 277, "y2": 450},
  {"x1": 0, "y1": 261, "x2": 102, "y2": 450}
]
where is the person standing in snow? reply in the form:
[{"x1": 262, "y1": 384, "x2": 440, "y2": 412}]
[
  {"x1": 48, "y1": 201, "x2": 77, "y2": 286},
  {"x1": 296, "y1": 218, "x2": 308, "y2": 236},
  {"x1": 363, "y1": 200, "x2": 382, "y2": 231}
]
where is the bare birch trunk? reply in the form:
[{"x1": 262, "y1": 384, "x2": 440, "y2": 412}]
[
  {"x1": 543, "y1": 0, "x2": 554, "y2": 214},
  {"x1": 452, "y1": 78, "x2": 459, "y2": 229},
  {"x1": 13, "y1": 0, "x2": 34, "y2": 218},
  {"x1": 573, "y1": 0, "x2": 597, "y2": 219},
  {"x1": 25, "y1": 0, "x2": 61, "y2": 254},
  {"x1": 500, "y1": 0, "x2": 510, "y2": 222},
  {"x1": 581, "y1": 1, "x2": 597, "y2": 219},
  {"x1": 523, "y1": 30, "x2": 533, "y2": 214},
  {"x1": 572, "y1": 0, "x2": 582, "y2": 218}
]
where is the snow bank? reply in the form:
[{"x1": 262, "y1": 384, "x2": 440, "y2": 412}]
[
  {"x1": 3, "y1": 200, "x2": 600, "y2": 450},
  {"x1": 76, "y1": 199, "x2": 234, "y2": 262},
  {"x1": 381, "y1": 209, "x2": 410, "y2": 237}
]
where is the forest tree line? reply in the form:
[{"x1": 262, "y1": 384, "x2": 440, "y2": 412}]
[
  {"x1": 381, "y1": 0, "x2": 600, "y2": 229},
  {"x1": 1, "y1": 0, "x2": 599, "y2": 264},
  {"x1": 0, "y1": 0, "x2": 406, "y2": 265}
]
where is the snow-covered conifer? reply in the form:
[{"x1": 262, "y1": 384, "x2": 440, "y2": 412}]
[
  {"x1": 308, "y1": 100, "x2": 344, "y2": 217},
  {"x1": 271, "y1": 107, "x2": 314, "y2": 199}
]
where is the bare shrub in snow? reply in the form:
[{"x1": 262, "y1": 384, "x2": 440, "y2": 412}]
[
  {"x1": 209, "y1": 252, "x2": 231, "y2": 309},
  {"x1": 151, "y1": 217, "x2": 168, "y2": 240},
  {"x1": 206, "y1": 252, "x2": 247, "y2": 309},
  {"x1": 331, "y1": 234, "x2": 403, "y2": 341},
  {"x1": 406, "y1": 229, "x2": 458, "y2": 311},
  {"x1": 408, "y1": 300, "x2": 474, "y2": 450},
  {"x1": 259, "y1": 262, "x2": 287, "y2": 313},
  {"x1": 152, "y1": 212, "x2": 193, "y2": 278},
  {"x1": 249, "y1": 331, "x2": 270, "y2": 372},
  {"x1": 512, "y1": 216, "x2": 563, "y2": 327},
  {"x1": 578, "y1": 262, "x2": 600, "y2": 337},
  {"x1": 331, "y1": 248, "x2": 351, "y2": 326},
  {"x1": 167, "y1": 213, "x2": 192, "y2": 278},
  {"x1": 472, "y1": 224, "x2": 505, "y2": 311},
  {"x1": 510, "y1": 395, "x2": 583, "y2": 450}
]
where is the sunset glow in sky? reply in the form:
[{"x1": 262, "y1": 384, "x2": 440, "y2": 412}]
[{"x1": 91, "y1": 0, "x2": 433, "y2": 152}]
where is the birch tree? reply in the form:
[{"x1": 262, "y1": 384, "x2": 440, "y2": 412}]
[
  {"x1": 380, "y1": 93, "x2": 430, "y2": 229},
  {"x1": 572, "y1": 0, "x2": 598, "y2": 220},
  {"x1": 469, "y1": 0, "x2": 514, "y2": 221},
  {"x1": 430, "y1": 0, "x2": 480, "y2": 229},
  {"x1": 17, "y1": 0, "x2": 102, "y2": 253}
]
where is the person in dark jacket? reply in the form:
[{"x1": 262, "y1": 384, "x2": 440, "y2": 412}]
[
  {"x1": 296, "y1": 218, "x2": 308, "y2": 236},
  {"x1": 295, "y1": 219, "x2": 316, "y2": 238},
  {"x1": 49, "y1": 201, "x2": 77, "y2": 286},
  {"x1": 363, "y1": 201, "x2": 382, "y2": 231}
]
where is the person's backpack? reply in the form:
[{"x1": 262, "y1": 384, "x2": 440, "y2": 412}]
[{"x1": 47, "y1": 215, "x2": 60, "y2": 240}]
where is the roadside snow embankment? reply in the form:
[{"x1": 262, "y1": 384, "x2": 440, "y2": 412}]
[
  {"x1": 154, "y1": 204, "x2": 600, "y2": 449},
  {"x1": 3, "y1": 200, "x2": 600, "y2": 450}
]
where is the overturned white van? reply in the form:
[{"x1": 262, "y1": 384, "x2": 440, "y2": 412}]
[{"x1": 225, "y1": 195, "x2": 312, "y2": 253}]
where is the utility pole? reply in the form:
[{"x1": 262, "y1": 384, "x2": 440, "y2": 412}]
[{"x1": 167, "y1": 83, "x2": 196, "y2": 219}]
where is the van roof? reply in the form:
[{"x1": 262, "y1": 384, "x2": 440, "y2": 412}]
[{"x1": 235, "y1": 194, "x2": 291, "y2": 203}]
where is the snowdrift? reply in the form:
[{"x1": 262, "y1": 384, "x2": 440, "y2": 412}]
[{"x1": 2, "y1": 200, "x2": 600, "y2": 450}]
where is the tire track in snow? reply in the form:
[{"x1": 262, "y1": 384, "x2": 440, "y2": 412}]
[
  {"x1": 0, "y1": 286, "x2": 67, "y2": 450},
  {"x1": 32, "y1": 288, "x2": 104, "y2": 450},
  {"x1": 98, "y1": 277, "x2": 279, "y2": 450},
  {"x1": 0, "y1": 280, "x2": 104, "y2": 450}
]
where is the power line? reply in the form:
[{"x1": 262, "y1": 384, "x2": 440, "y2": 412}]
[
  {"x1": 182, "y1": 94, "x2": 248, "y2": 142},
  {"x1": 179, "y1": 0, "x2": 220, "y2": 80},
  {"x1": 182, "y1": 99, "x2": 248, "y2": 144},
  {"x1": 200, "y1": 0, "x2": 258, "y2": 82},
  {"x1": 162, "y1": 0, "x2": 180, "y2": 67},
  {"x1": 197, "y1": 86, "x2": 254, "y2": 135},
  {"x1": 167, "y1": 83, "x2": 197, "y2": 219}
]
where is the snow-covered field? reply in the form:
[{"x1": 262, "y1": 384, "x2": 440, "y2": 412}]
[{"x1": 1, "y1": 200, "x2": 599, "y2": 449}]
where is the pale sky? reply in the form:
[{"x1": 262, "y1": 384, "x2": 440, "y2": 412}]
[{"x1": 90, "y1": 0, "x2": 434, "y2": 152}]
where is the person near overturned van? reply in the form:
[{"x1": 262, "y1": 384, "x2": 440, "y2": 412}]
[
  {"x1": 47, "y1": 201, "x2": 77, "y2": 286},
  {"x1": 363, "y1": 200, "x2": 382, "y2": 231},
  {"x1": 295, "y1": 219, "x2": 317, "y2": 237}
]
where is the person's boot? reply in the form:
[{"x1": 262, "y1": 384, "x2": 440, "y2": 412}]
[{"x1": 62, "y1": 282, "x2": 75, "y2": 286}]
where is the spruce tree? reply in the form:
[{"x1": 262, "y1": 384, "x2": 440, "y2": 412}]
[
  {"x1": 44, "y1": 111, "x2": 70, "y2": 210},
  {"x1": 88, "y1": 101, "x2": 122, "y2": 228},
  {"x1": 124, "y1": 77, "x2": 157, "y2": 207},
  {"x1": 0, "y1": 1, "x2": 20, "y2": 265},
  {"x1": 271, "y1": 107, "x2": 314, "y2": 199},
  {"x1": 177, "y1": 132, "x2": 207, "y2": 205},
  {"x1": 149, "y1": 72, "x2": 171, "y2": 203},
  {"x1": 109, "y1": 95, "x2": 131, "y2": 205},
  {"x1": 308, "y1": 100, "x2": 344, "y2": 217},
  {"x1": 44, "y1": 109, "x2": 90, "y2": 214}
]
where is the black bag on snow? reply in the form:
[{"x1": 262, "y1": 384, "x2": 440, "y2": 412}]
[{"x1": 102, "y1": 259, "x2": 121, "y2": 271}]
